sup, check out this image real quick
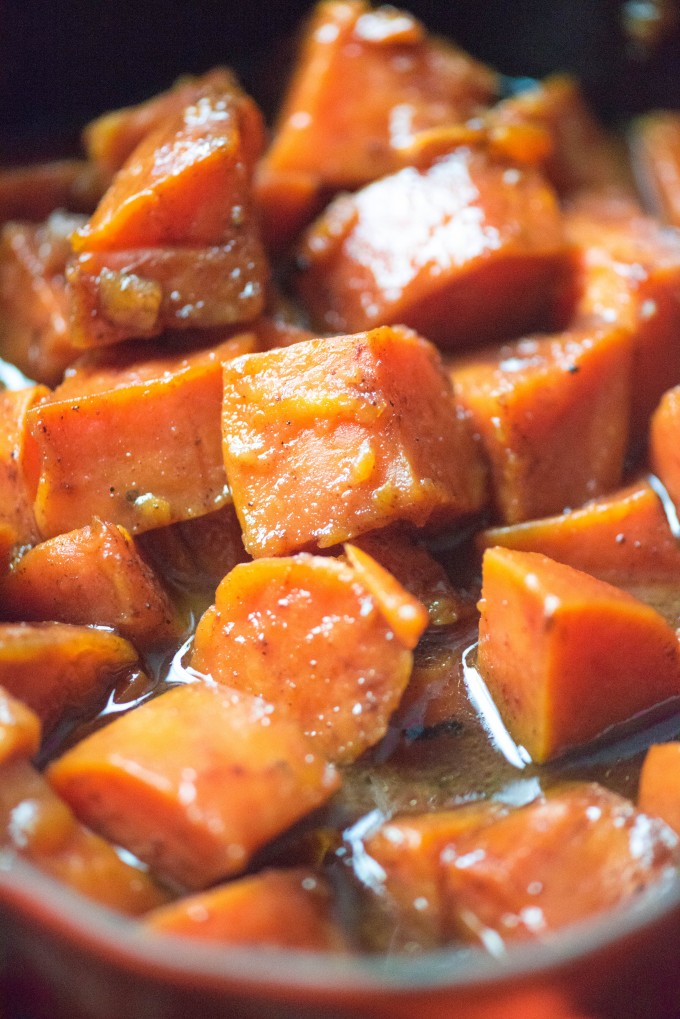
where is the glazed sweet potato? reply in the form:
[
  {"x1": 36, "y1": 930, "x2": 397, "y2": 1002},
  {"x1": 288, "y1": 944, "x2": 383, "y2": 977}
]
[
  {"x1": 0, "y1": 520, "x2": 181, "y2": 652},
  {"x1": 0, "y1": 686, "x2": 41, "y2": 764},
  {"x1": 47, "y1": 682, "x2": 340, "y2": 890},
  {"x1": 638, "y1": 743, "x2": 680, "y2": 836},
  {"x1": 650, "y1": 385, "x2": 680, "y2": 514},
  {"x1": 69, "y1": 77, "x2": 267, "y2": 346},
  {"x1": 191, "y1": 551, "x2": 427, "y2": 763},
  {"x1": 630, "y1": 111, "x2": 680, "y2": 226},
  {"x1": 28, "y1": 332, "x2": 254, "y2": 537},
  {"x1": 0, "y1": 160, "x2": 106, "y2": 224},
  {"x1": 477, "y1": 547, "x2": 680, "y2": 762},
  {"x1": 221, "y1": 326, "x2": 487, "y2": 557},
  {"x1": 0, "y1": 384, "x2": 49, "y2": 547},
  {"x1": 145, "y1": 868, "x2": 346, "y2": 949},
  {"x1": 450, "y1": 323, "x2": 632, "y2": 525},
  {"x1": 296, "y1": 146, "x2": 570, "y2": 348},
  {"x1": 441, "y1": 783, "x2": 679, "y2": 944}
]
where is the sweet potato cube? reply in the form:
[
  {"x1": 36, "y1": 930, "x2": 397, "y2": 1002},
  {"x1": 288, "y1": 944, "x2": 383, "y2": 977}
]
[
  {"x1": 70, "y1": 77, "x2": 267, "y2": 346},
  {"x1": 145, "y1": 867, "x2": 346, "y2": 949},
  {"x1": 192, "y1": 552, "x2": 426, "y2": 763},
  {"x1": 476, "y1": 480, "x2": 680, "y2": 590},
  {"x1": 0, "y1": 623, "x2": 139, "y2": 736},
  {"x1": 651, "y1": 385, "x2": 680, "y2": 513},
  {"x1": 47, "y1": 683, "x2": 340, "y2": 890},
  {"x1": 221, "y1": 327, "x2": 487, "y2": 557},
  {"x1": 0, "y1": 213, "x2": 85, "y2": 386},
  {"x1": 295, "y1": 148, "x2": 569, "y2": 348},
  {"x1": 451, "y1": 324, "x2": 632, "y2": 524},
  {"x1": 0, "y1": 757, "x2": 169, "y2": 915},
  {"x1": 566, "y1": 201, "x2": 680, "y2": 440},
  {"x1": 28, "y1": 333, "x2": 254, "y2": 537},
  {"x1": 0, "y1": 384, "x2": 49, "y2": 546},
  {"x1": 0, "y1": 520, "x2": 181, "y2": 652},
  {"x1": 441, "y1": 784, "x2": 678, "y2": 943},
  {"x1": 638, "y1": 743, "x2": 680, "y2": 836},
  {"x1": 630, "y1": 112, "x2": 680, "y2": 227},
  {"x1": 0, "y1": 686, "x2": 41, "y2": 765},
  {"x1": 262, "y1": 0, "x2": 498, "y2": 193},
  {"x1": 477, "y1": 547, "x2": 680, "y2": 762}
]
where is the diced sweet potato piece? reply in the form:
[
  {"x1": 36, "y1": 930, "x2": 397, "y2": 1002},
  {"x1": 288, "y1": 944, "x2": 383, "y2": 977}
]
[
  {"x1": 28, "y1": 332, "x2": 254, "y2": 537},
  {"x1": 638, "y1": 743, "x2": 680, "y2": 835},
  {"x1": 221, "y1": 327, "x2": 487, "y2": 557},
  {"x1": 47, "y1": 683, "x2": 340, "y2": 890},
  {"x1": 192, "y1": 552, "x2": 426, "y2": 763},
  {"x1": 295, "y1": 147, "x2": 569, "y2": 348},
  {"x1": 0, "y1": 520, "x2": 181, "y2": 652},
  {"x1": 145, "y1": 867, "x2": 346, "y2": 949},
  {"x1": 476, "y1": 480, "x2": 680, "y2": 590},
  {"x1": 70, "y1": 78, "x2": 267, "y2": 346},
  {"x1": 450, "y1": 323, "x2": 632, "y2": 525},
  {"x1": 0, "y1": 213, "x2": 85, "y2": 386},
  {"x1": 440, "y1": 783, "x2": 678, "y2": 944},
  {"x1": 0, "y1": 160, "x2": 106, "y2": 223},
  {"x1": 0, "y1": 622, "x2": 138, "y2": 736},
  {"x1": 262, "y1": 1, "x2": 498, "y2": 193},
  {"x1": 253, "y1": 165, "x2": 327, "y2": 255},
  {"x1": 566, "y1": 201, "x2": 680, "y2": 441},
  {"x1": 0, "y1": 686, "x2": 41, "y2": 765},
  {"x1": 0, "y1": 757, "x2": 169, "y2": 915},
  {"x1": 0, "y1": 384, "x2": 49, "y2": 546},
  {"x1": 651, "y1": 386, "x2": 680, "y2": 513},
  {"x1": 630, "y1": 112, "x2": 680, "y2": 226},
  {"x1": 477, "y1": 548, "x2": 680, "y2": 762}
]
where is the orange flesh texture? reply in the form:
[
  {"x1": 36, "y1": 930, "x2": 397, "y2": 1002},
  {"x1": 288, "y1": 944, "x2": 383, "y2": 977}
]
[
  {"x1": 477, "y1": 480, "x2": 680, "y2": 590},
  {"x1": 262, "y1": 0, "x2": 498, "y2": 191},
  {"x1": 145, "y1": 867, "x2": 346, "y2": 949},
  {"x1": 0, "y1": 757, "x2": 169, "y2": 915},
  {"x1": 638, "y1": 743, "x2": 680, "y2": 836},
  {"x1": 0, "y1": 686, "x2": 41, "y2": 765},
  {"x1": 295, "y1": 147, "x2": 570, "y2": 348},
  {"x1": 221, "y1": 326, "x2": 487, "y2": 558},
  {"x1": 650, "y1": 385, "x2": 680, "y2": 512},
  {"x1": 253, "y1": 164, "x2": 327, "y2": 256},
  {"x1": 0, "y1": 160, "x2": 106, "y2": 224},
  {"x1": 0, "y1": 213, "x2": 84, "y2": 387},
  {"x1": 0, "y1": 520, "x2": 181, "y2": 652},
  {"x1": 630, "y1": 112, "x2": 680, "y2": 226},
  {"x1": 477, "y1": 547, "x2": 680, "y2": 763},
  {"x1": 28, "y1": 332, "x2": 254, "y2": 538},
  {"x1": 191, "y1": 552, "x2": 425, "y2": 764},
  {"x1": 450, "y1": 323, "x2": 632, "y2": 525},
  {"x1": 441, "y1": 783, "x2": 679, "y2": 944},
  {"x1": 47, "y1": 682, "x2": 340, "y2": 891},
  {"x1": 565, "y1": 200, "x2": 680, "y2": 441},
  {"x1": 0, "y1": 622, "x2": 138, "y2": 736},
  {"x1": 0, "y1": 384, "x2": 50, "y2": 546}
]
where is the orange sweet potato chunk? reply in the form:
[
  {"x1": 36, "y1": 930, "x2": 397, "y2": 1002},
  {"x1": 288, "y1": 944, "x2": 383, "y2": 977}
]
[
  {"x1": 638, "y1": 743, "x2": 680, "y2": 836},
  {"x1": 69, "y1": 77, "x2": 267, "y2": 346},
  {"x1": 0, "y1": 686, "x2": 41, "y2": 765},
  {"x1": 0, "y1": 160, "x2": 106, "y2": 224},
  {"x1": 28, "y1": 332, "x2": 254, "y2": 537},
  {"x1": 145, "y1": 867, "x2": 346, "y2": 949},
  {"x1": 0, "y1": 757, "x2": 169, "y2": 915},
  {"x1": 262, "y1": 1, "x2": 498, "y2": 192},
  {"x1": 295, "y1": 147, "x2": 569, "y2": 348},
  {"x1": 630, "y1": 112, "x2": 680, "y2": 227},
  {"x1": 450, "y1": 323, "x2": 632, "y2": 525},
  {"x1": 566, "y1": 200, "x2": 680, "y2": 441},
  {"x1": 477, "y1": 547, "x2": 680, "y2": 762},
  {"x1": 650, "y1": 386, "x2": 680, "y2": 513},
  {"x1": 0, "y1": 622, "x2": 138, "y2": 736},
  {"x1": 221, "y1": 327, "x2": 487, "y2": 557},
  {"x1": 192, "y1": 552, "x2": 426, "y2": 763},
  {"x1": 0, "y1": 213, "x2": 85, "y2": 386},
  {"x1": 476, "y1": 480, "x2": 680, "y2": 590},
  {"x1": 441, "y1": 783, "x2": 678, "y2": 944},
  {"x1": 0, "y1": 520, "x2": 181, "y2": 652},
  {"x1": 47, "y1": 683, "x2": 340, "y2": 890},
  {"x1": 0, "y1": 384, "x2": 49, "y2": 547}
]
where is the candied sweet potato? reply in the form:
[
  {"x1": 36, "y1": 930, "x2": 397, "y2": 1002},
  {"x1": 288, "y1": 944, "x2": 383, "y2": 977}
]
[
  {"x1": 0, "y1": 520, "x2": 181, "y2": 652},
  {"x1": 0, "y1": 686, "x2": 41, "y2": 765},
  {"x1": 477, "y1": 547, "x2": 680, "y2": 762},
  {"x1": 28, "y1": 332, "x2": 254, "y2": 537},
  {"x1": 650, "y1": 385, "x2": 680, "y2": 514},
  {"x1": 191, "y1": 551, "x2": 426, "y2": 763},
  {"x1": 638, "y1": 743, "x2": 680, "y2": 836},
  {"x1": 630, "y1": 111, "x2": 680, "y2": 227},
  {"x1": 0, "y1": 384, "x2": 49, "y2": 547},
  {"x1": 441, "y1": 783, "x2": 678, "y2": 944},
  {"x1": 47, "y1": 683, "x2": 340, "y2": 890},
  {"x1": 296, "y1": 146, "x2": 569, "y2": 348},
  {"x1": 221, "y1": 326, "x2": 487, "y2": 557},
  {"x1": 145, "y1": 867, "x2": 346, "y2": 949},
  {"x1": 0, "y1": 160, "x2": 106, "y2": 224},
  {"x1": 450, "y1": 323, "x2": 632, "y2": 525}
]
